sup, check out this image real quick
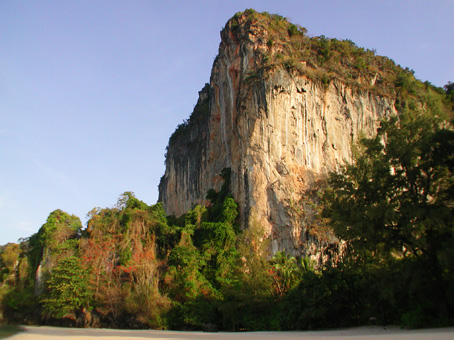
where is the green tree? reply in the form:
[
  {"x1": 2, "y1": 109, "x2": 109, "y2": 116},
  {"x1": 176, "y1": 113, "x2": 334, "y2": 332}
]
[
  {"x1": 280, "y1": 264, "x2": 364, "y2": 330},
  {"x1": 0, "y1": 244, "x2": 21, "y2": 284},
  {"x1": 166, "y1": 231, "x2": 211, "y2": 302},
  {"x1": 82, "y1": 192, "x2": 172, "y2": 327},
  {"x1": 299, "y1": 256, "x2": 316, "y2": 274},
  {"x1": 41, "y1": 256, "x2": 91, "y2": 319},
  {"x1": 324, "y1": 111, "x2": 454, "y2": 324},
  {"x1": 270, "y1": 251, "x2": 300, "y2": 298},
  {"x1": 444, "y1": 81, "x2": 454, "y2": 107},
  {"x1": 27, "y1": 210, "x2": 82, "y2": 279},
  {"x1": 164, "y1": 231, "x2": 216, "y2": 329},
  {"x1": 219, "y1": 219, "x2": 274, "y2": 331}
]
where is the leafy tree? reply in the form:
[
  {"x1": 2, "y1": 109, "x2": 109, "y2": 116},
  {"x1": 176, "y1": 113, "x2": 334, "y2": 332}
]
[
  {"x1": 198, "y1": 221, "x2": 237, "y2": 285},
  {"x1": 82, "y1": 193, "x2": 173, "y2": 327},
  {"x1": 269, "y1": 252, "x2": 316, "y2": 301},
  {"x1": 219, "y1": 219, "x2": 274, "y2": 331},
  {"x1": 0, "y1": 244, "x2": 21, "y2": 284},
  {"x1": 193, "y1": 170, "x2": 240, "y2": 289},
  {"x1": 195, "y1": 198, "x2": 239, "y2": 288},
  {"x1": 205, "y1": 168, "x2": 234, "y2": 222},
  {"x1": 0, "y1": 243, "x2": 35, "y2": 323},
  {"x1": 324, "y1": 111, "x2": 454, "y2": 324},
  {"x1": 122, "y1": 244, "x2": 170, "y2": 329},
  {"x1": 445, "y1": 81, "x2": 454, "y2": 108},
  {"x1": 270, "y1": 251, "x2": 300, "y2": 298},
  {"x1": 164, "y1": 231, "x2": 216, "y2": 329},
  {"x1": 166, "y1": 231, "x2": 211, "y2": 303},
  {"x1": 41, "y1": 256, "x2": 91, "y2": 319},
  {"x1": 280, "y1": 264, "x2": 365, "y2": 330},
  {"x1": 299, "y1": 256, "x2": 316, "y2": 274},
  {"x1": 82, "y1": 206, "x2": 124, "y2": 320},
  {"x1": 27, "y1": 210, "x2": 82, "y2": 279}
]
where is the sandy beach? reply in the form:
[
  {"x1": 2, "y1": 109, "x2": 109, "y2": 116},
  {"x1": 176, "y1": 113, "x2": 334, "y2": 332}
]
[{"x1": 6, "y1": 326, "x2": 454, "y2": 340}]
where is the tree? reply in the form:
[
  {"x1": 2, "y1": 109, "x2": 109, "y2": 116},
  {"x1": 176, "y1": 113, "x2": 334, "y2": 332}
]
[
  {"x1": 41, "y1": 256, "x2": 91, "y2": 319},
  {"x1": 324, "y1": 111, "x2": 454, "y2": 323},
  {"x1": 270, "y1": 251, "x2": 300, "y2": 298},
  {"x1": 27, "y1": 210, "x2": 82, "y2": 280},
  {"x1": 81, "y1": 193, "x2": 172, "y2": 327},
  {"x1": 164, "y1": 231, "x2": 216, "y2": 330},
  {"x1": 218, "y1": 218, "x2": 274, "y2": 331},
  {"x1": 166, "y1": 231, "x2": 211, "y2": 303},
  {"x1": 445, "y1": 81, "x2": 454, "y2": 107},
  {"x1": 0, "y1": 244, "x2": 21, "y2": 285}
]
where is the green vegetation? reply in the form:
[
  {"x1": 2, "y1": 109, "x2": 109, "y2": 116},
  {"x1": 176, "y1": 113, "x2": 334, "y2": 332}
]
[
  {"x1": 1, "y1": 9, "x2": 453, "y2": 332},
  {"x1": 0, "y1": 325, "x2": 22, "y2": 339},
  {"x1": 445, "y1": 81, "x2": 454, "y2": 108},
  {"x1": 1, "y1": 107, "x2": 453, "y2": 329},
  {"x1": 168, "y1": 84, "x2": 210, "y2": 147},
  {"x1": 0, "y1": 166, "x2": 338, "y2": 330},
  {"x1": 41, "y1": 257, "x2": 91, "y2": 319},
  {"x1": 323, "y1": 110, "x2": 454, "y2": 327},
  {"x1": 227, "y1": 9, "x2": 449, "y2": 105}
]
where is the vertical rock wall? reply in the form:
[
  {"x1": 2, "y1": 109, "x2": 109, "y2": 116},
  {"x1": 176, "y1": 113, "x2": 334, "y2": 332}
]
[{"x1": 159, "y1": 14, "x2": 397, "y2": 258}]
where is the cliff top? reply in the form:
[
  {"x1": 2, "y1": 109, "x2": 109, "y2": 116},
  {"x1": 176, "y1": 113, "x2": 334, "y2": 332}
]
[
  {"x1": 167, "y1": 10, "x2": 451, "y2": 148},
  {"x1": 219, "y1": 9, "x2": 448, "y2": 105}
]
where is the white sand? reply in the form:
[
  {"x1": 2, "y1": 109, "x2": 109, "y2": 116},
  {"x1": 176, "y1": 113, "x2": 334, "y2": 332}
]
[{"x1": 6, "y1": 325, "x2": 454, "y2": 340}]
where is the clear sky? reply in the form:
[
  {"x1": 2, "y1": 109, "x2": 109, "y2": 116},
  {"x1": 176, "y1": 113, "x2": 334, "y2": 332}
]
[{"x1": 1, "y1": 0, "x2": 453, "y2": 245}]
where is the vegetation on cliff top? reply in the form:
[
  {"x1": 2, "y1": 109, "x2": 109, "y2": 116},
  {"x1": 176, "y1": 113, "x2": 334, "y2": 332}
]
[
  {"x1": 167, "y1": 84, "x2": 210, "y2": 150},
  {"x1": 229, "y1": 9, "x2": 447, "y2": 103},
  {"x1": 1, "y1": 9, "x2": 454, "y2": 332},
  {"x1": 168, "y1": 9, "x2": 451, "y2": 151}
]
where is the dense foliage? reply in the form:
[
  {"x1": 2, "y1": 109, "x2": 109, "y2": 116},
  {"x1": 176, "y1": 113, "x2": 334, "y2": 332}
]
[
  {"x1": 228, "y1": 9, "x2": 448, "y2": 101},
  {"x1": 3, "y1": 113, "x2": 453, "y2": 328},
  {"x1": 41, "y1": 257, "x2": 91, "y2": 319},
  {"x1": 1, "y1": 9, "x2": 453, "y2": 332},
  {"x1": 323, "y1": 110, "x2": 454, "y2": 327},
  {"x1": 0, "y1": 169, "x2": 321, "y2": 330}
]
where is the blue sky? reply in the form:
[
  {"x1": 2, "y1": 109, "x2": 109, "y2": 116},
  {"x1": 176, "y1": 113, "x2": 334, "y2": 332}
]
[{"x1": 1, "y1": 0, "x2": 453, "y2": 245}]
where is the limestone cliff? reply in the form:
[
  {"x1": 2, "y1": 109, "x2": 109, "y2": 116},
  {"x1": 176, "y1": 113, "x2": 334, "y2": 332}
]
[{"x1": 159, "y1": 10, "x2": 398, "y2": 259}]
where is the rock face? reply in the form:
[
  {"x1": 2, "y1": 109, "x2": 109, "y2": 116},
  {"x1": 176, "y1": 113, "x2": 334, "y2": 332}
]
[{"x1": 159, "y1": 12, "x2": 397, "y2": 258}]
